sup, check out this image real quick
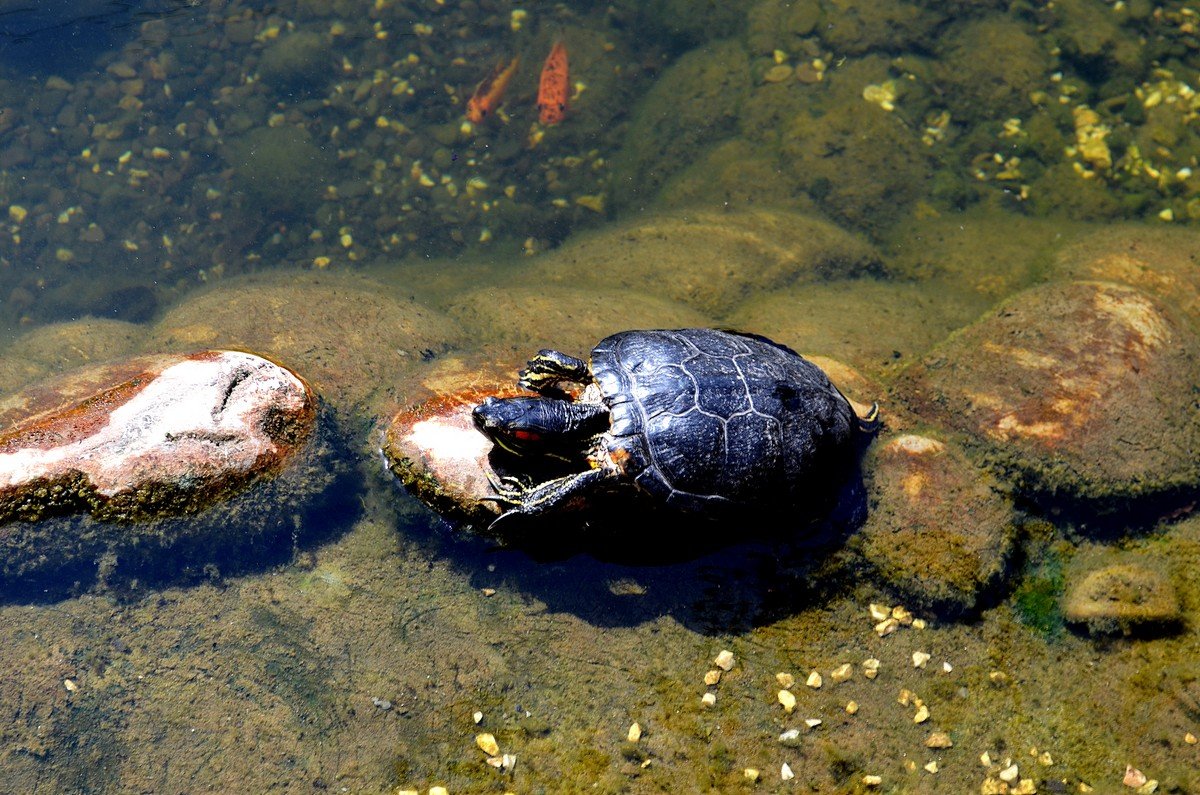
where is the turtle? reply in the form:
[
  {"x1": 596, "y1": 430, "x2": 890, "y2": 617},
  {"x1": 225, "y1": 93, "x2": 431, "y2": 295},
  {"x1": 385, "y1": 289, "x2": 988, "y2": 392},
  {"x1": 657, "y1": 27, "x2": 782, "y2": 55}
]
[{"x1": 472, "y1": 328, "x2": 879, "y2": 526}]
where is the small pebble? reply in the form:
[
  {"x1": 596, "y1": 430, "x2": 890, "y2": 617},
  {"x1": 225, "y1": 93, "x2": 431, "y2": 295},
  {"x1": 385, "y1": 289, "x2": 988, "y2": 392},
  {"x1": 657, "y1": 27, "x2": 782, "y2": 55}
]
[
  {"x1": 481, "y1": 588, "x2": 496, "y2": 597},
  {"x1": 806, "y1": 670, "x2": 823, "y2": 689},
  {"x1": 776, "y1": 672, "x2": 795, "y2": 688},
  {"x1": 869, "y1": 603, "x2": 891, "y2": 621},
  {"x1": 913, "y1": 705, "x2": 930, "y2": 723},
  {"x1": 778, "y1": 729, "x2": 801, "y2": 746},
  {"x1": 371, "y1": 697, "x2": 392, "y2": 710},
  {"x1": 862, "y1": 658, "x2": 881, "y2": 680},
  {"x1": 830, "y1": 663, "x2": 853, "y2": 683},
  {"x1": 1123, "y1": 765, "x2": 1147, "y2": 788},
  {"x1": 924, "y1": 761, "x2": 938, "y2": 773},
  {"x1": 942, "y1": 661, "x2": 953, "y2": 673},
  {"x1": 701, "y1": 692, "x2": 716, "y2": 707},
  {"x1": 804, "y1": 718, "x2": 821, "y2": 728},
  {"x1": 1011, "y1": 780, "x2": 1037, "y2": 795},
  {"x1": 781, "y1": 762, "x2": 794, "y2": 781},
  {"x1": 912, "y1": 651, "x2": 931, "y2": 669},
  {"x1": 703, "y1": 669, "x2": 722, "y2": 686},
  {"x1": 1185, "y1": 732, "x2": 1197, "y2": 744},
  {"x1": 999, "y1": 763, "x2": 1019, "y2": 782},
  {"x1": 845, "y1": 701, "x2": 859, "y2": 715},
  {"x1": 627, "y1": 722, "x2": 642, "y2": 743},
  {"x1": 744, "y1": 768, "x2": 760, "y2": 782},
  {"x1": 874, "y1": 618, "x2": 900, "y2": 637},
  {"x1": 778, "y1": 689, "x2": 797, "y2": 713},
  {"x1": 862, "y1": 774, "x2": 882, "y2": 787},
  {"x1": 476, "y1": 733, "x2": 500, "y2": 756},
  {"x1": 714, "y1": 650, "x2": 735, "y2": 671},
  {"x1": 63, "y1": 679, "x2": 78, "y2": 692},
  {"x1": 473, "y1": 711, "x2": 483, "y2": 724},
  {"x1": 429, "y1": 788, "x2": 449, "y2": 795},
  {"x1": 925, "y1": 732, "x2": 953, "y2": 749}
]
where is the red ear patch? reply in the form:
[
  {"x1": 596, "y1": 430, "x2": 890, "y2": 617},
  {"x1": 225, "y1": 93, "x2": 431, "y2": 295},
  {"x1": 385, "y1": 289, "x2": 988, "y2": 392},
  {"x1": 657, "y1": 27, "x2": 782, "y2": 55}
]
[{"x1": 512, "y1": 429, "x2": 541, "y2": 442}]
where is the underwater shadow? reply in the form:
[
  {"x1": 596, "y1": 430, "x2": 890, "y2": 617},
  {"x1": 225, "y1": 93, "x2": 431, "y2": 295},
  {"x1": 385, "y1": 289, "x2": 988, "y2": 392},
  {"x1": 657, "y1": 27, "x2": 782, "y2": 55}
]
[
  {"x1": 0, "y1": 405, "x2": 364, "y2": 606},
  {"x1": 400, "y1": 473, "x2": 870, "y2": 635}
]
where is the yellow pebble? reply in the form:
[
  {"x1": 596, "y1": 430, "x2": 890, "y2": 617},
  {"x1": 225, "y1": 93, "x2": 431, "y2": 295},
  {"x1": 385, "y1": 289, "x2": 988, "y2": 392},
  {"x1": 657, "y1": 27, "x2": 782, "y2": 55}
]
[{"x1": 8, "y1": 205, "x2": 27, "y2": 223}]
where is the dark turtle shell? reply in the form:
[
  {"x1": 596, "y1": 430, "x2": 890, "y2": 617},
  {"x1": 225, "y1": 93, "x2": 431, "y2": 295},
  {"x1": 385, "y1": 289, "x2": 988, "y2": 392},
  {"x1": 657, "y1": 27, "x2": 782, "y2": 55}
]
[{"x1": 590, "y1": 329, "x2": 857, "y2": 513}]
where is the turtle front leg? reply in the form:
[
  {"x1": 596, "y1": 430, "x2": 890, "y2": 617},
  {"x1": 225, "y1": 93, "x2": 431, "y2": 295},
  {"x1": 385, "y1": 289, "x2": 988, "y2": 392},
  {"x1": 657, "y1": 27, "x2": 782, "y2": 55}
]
[
  {"x1": 518, "y1": 349, "x2": 591, "y2": 393},
  {"x1": 486, "y1": 467, "x2": 611, "y2": 528}
]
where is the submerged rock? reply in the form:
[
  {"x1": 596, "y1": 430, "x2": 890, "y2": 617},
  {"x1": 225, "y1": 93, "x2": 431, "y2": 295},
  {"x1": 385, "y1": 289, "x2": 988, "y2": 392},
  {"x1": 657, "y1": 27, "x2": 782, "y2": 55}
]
[
  {"x1": 0, "y1": 350, "x2": 351, "y2": 593},
  {"x1": 855, "y1": 433, "x2": 1017, "y2": 616},
  {"x1": 896, "y1": 280, "x2": 1200, "y2": 520},
  {"x1": 147, "y1": 271, "x2": 465, "y2": 415},
  {"x1": 521, "y1": 208, "x2": 881, "y2": 317},
  {"x1": 1063, "y1": 559, "x2": 1181, "y2": 636}
]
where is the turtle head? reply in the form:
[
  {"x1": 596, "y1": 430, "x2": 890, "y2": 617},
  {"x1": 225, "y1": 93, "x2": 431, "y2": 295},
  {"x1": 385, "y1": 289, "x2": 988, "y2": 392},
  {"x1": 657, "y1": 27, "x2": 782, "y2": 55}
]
[{"x1": 473, "y1": 395, "x2": 606, "y2": 457}]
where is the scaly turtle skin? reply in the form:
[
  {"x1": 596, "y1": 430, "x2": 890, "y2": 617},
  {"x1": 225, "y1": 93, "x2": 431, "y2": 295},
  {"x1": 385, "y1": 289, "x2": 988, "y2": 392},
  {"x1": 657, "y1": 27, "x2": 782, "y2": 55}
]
[{"x1": 472, "y1": 328, "x2": 878, "y2": 525}]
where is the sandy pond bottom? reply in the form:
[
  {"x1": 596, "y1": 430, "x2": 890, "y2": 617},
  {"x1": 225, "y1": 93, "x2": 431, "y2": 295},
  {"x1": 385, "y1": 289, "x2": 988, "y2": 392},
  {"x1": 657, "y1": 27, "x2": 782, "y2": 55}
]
[
  {"x1": 2, "y1": 209, "x2": 1200, "y2": 793},
  {"x1": 0, "y1": 489, "x2": 1197, "y2": 794}
]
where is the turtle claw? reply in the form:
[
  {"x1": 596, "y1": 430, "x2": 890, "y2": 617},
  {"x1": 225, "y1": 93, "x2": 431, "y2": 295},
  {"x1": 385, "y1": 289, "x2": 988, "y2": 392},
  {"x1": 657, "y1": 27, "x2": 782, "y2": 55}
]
[{"x1": 483, "y1": 471, "x2": 531, "y2": 505}]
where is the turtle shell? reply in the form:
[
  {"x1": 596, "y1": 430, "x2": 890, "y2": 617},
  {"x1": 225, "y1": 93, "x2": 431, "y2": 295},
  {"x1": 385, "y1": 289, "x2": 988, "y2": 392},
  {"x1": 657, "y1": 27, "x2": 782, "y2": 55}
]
[{"x1": 589, "y1": 328, "x2": 857, "y2": 514}]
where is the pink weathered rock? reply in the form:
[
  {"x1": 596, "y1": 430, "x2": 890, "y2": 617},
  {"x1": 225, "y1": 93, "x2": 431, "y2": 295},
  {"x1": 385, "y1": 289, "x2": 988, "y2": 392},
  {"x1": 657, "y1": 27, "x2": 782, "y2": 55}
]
[
  {"x1": 896, "y1": 280, "x2": 1200, "y2": 516},
  {"x1": 0, "y1": 350, "x2": 347, "y2": 592},
  {"x1": 0, "y1": 350, "x2": 315, "y2": 523}
]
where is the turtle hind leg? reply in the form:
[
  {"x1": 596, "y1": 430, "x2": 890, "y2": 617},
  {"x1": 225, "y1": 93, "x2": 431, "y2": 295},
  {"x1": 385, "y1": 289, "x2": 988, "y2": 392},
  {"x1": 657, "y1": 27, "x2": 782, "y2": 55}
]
[
  {"x1": 488, "y1": 467, "x2": 611, "y2": 529},
  {"x1": 519, "y1": 349, "x2": 591, "y2": 393}
]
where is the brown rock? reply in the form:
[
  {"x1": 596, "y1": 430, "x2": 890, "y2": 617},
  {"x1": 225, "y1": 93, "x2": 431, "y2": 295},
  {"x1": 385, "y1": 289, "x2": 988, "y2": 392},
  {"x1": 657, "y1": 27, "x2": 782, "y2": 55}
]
[
  {"x1": 856, "y1": 433, "x2": 1017, "y2": 616},
  {"x1": 1051, "y1": 224, "x2": 1200, "y2": 329},
  {"x1": 1063, "y1": 559, "x2": 1180, "y2": 635},
  {"x1": 383, "y1": 383, "x2": 515, "y2": 529},
  {"x1": 441, "y1": 285, "x2": 710, "y2": 356},
  {"x1": 7, "y1": 317, "x2": 142, "y2": 370},
  {"x1": 146, "y1": 271, "x2": 465, "y2": 415},
  {"x1": 0, "y1": 350, "x2": 350, "y2": 592},
  {"x1": 520, "y1": 209, "x2": 881, "y2": 317},
  {"x1": 896, "y1": 280, "x2": 1200, "y2": 517},
  {"x1": 726, "y1": 278, "x2": 978, "y2": 379}
]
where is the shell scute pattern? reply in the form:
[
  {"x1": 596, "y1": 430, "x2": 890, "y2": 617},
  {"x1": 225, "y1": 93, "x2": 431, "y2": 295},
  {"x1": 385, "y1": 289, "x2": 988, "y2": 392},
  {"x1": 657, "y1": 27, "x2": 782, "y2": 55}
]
[{"x1": 590, "y1": 329, "x2": 854, "y2": 512}]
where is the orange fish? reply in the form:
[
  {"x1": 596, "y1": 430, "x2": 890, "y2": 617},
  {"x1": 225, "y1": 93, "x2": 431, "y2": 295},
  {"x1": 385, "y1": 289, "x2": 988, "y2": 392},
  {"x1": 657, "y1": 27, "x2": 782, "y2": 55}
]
[
  {"x1": 537, "y1": 41, "x2": 569, "y2": 125},
  {"x1": 467, "y1": 56, "x2": 520, "y2": 124}
]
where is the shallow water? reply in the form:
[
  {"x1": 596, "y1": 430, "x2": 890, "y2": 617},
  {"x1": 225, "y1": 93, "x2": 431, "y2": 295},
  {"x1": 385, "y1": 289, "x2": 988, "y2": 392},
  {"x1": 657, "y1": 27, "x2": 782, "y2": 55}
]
[{"x1": 2, "y1": 1, "x2": 1200, "y2": 793}]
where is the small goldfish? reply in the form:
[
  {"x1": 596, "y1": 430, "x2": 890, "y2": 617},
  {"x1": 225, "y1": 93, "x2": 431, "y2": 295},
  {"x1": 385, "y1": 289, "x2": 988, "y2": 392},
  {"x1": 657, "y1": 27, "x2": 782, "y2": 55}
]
[
  {"x1": 467, "y1": 56, "x2": 520, "y2": 124},
  {"x1": 537, "y1": 41, "x2": 569, "y2": 125}
]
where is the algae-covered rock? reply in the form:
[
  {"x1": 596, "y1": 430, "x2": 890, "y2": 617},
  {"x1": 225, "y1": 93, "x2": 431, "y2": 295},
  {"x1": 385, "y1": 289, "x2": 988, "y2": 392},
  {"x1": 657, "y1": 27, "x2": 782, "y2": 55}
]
[
  {"x1": 225, "y1": 125, "x2": 336, "y2": 216},
  {"x1": 257, "y1": 31, "x2": 330, "y2": 90},
  {"x1": 896, "y1": 280, "x2": 1200, "y2": 519},
  {"x1": 523, "y1": 208, "x2": 881, "y2": 317},
  {"x1": 442, "y1": 285, "x2": 710, "y2": 356},
  {"x1": 1063, "y1": 557, "x2": 1181, "y2": 636},
  {"x1": 726, "y1": 278, "x2": 978, "y2": 379},
  {"x1": 610, "y1": 40, "x2": 750, "y2": 210},
  {"x1": 613, "y1": 0, "x2": 754, "y2": 49},
  {"x1": 881, "y1": 210, "x2": 1073, "y2": 307},
  {"x1": 0, "y1": 351, "x2": 350, "y2": 593},
  {"x1": 658, "y1": 139, "x2": 808, "y2": 212},
  {"x1": 816, "y1": 0, "x2": 943, "y2": 56},
  {"x1": 780, "y1": 101, "x2": 931, "y2": 233},
  {"x1": 146, "y1": 271, "x2": 465, "y2": 415},
  {"x1": 7, "y1": 317, "x2": 142, "y2": 370},
  {"x1": 935, "y1": 18, "x2": 1053, "y2": 122},
  {"x1": 855, "y1": 433, "x2": 1017, "y2": 616}
]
